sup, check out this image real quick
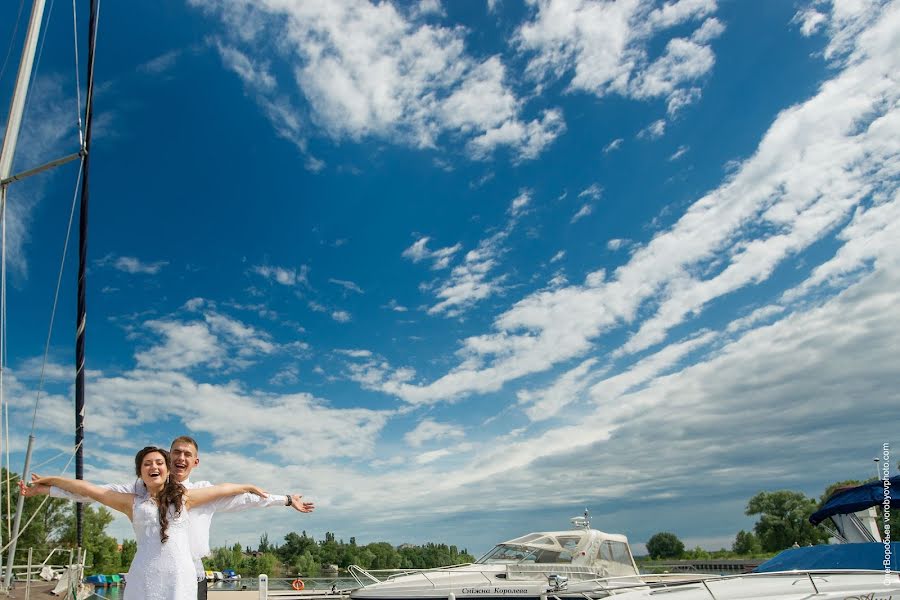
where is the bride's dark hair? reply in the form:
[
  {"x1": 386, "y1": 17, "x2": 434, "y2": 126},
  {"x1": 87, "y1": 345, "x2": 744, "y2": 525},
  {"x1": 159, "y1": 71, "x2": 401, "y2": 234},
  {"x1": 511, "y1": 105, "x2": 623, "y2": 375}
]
[{"x1": 134, "y1": 446, "x2": 185, "y2": 543}]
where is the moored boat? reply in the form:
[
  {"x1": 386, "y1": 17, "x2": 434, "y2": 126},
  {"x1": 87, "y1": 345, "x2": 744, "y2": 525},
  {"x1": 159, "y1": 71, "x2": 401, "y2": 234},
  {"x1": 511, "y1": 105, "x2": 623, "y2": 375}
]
[{"x1": 348, "y1": 513, "x2": 650, "y2": 600}]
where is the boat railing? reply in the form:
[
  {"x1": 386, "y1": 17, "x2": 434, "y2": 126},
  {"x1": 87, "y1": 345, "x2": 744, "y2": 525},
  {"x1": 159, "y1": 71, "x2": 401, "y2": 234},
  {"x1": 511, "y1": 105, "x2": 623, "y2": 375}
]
[
  {"x1": 347, "y1": 564, "x2": 477, "y2": 588},
  {"x1": 6, "y1": 547, "x2": 87, "y2": 582}
]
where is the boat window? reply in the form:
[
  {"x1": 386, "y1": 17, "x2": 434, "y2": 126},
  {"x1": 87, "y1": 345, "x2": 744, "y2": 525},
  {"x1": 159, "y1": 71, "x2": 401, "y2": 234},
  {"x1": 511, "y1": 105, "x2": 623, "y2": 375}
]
[
  {"x1": 477, "y1": 544, "x2": 573, "y2": 565},
  {"x1": 478, "y1": 545, "x2": 539, "y2": 564},
  {"x1": 556, "y1": 536, "x2": 581, "y2": 562},
  {"x1": 506, "y1": 533, "x2": 544, "y2": 545},
  {"x1": 598, "y1": 541, "x2": 633, "y2": 567}
]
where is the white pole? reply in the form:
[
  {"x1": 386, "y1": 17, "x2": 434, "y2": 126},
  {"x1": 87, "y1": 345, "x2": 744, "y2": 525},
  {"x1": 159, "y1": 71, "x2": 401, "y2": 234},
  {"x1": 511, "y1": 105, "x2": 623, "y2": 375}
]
[
  {"x1": 259, "y1": 574, "x2": 268, "y2": 600},
  {"x1": 0, "y1": 0, "x2": 48, "y2": 181},
  {"x1": 0, "y1": 0, "x2": 49, "y2": 590}
]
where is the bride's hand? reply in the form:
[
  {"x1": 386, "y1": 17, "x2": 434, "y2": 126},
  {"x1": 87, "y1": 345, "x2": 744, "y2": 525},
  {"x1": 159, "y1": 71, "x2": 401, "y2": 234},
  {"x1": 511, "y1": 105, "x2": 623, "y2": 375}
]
[{"x1": 30, "y1": 473, "x2": 57, "y2": 487}]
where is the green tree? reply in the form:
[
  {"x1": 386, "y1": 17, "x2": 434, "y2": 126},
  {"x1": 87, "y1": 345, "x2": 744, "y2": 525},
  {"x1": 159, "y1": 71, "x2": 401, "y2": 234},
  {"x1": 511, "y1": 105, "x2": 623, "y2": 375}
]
[
  {"x1": 120, "y1": 539, "x2": 138, "y2": 570},
  {"x1": 645, "y1": 532, "x2": 685, "y2": 559},
  {"x1": 59, "y1": 505, "x2": 121, "y2": 575},
  {"x1": 0, "y1": 468, "x2": 71, "y2": 562},
  {"x1": 293, "y1": 550, "x2": 321, "y2": 577},
  {"x1": 746, "y1": 490, "x2": 829, "y2": 552},
  {"x1": 246, "y1": 551, "x2": 279, "y2": 576},
  {"x1": 732, "y1": 530, "x2": 761, "y2": 555}
]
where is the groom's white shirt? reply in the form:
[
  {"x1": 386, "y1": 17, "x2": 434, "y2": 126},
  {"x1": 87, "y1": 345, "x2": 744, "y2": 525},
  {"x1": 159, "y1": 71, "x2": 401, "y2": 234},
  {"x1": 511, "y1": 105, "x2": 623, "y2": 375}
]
[{"x1": 49, "y1": 478, "x2": 286, "y2": 578}]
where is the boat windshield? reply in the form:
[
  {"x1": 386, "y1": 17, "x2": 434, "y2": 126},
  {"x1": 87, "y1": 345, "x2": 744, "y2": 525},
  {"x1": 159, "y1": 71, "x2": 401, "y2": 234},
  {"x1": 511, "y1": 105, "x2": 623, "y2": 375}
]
[{"x1": 477, "y1": 544, "x2": 572, "y2": 565}]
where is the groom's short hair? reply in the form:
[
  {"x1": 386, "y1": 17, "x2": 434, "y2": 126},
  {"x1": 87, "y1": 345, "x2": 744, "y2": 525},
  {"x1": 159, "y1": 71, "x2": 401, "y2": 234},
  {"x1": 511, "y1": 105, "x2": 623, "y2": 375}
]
[{"x1": 171, "y1": 435, "x2": 199, "y2": 453}]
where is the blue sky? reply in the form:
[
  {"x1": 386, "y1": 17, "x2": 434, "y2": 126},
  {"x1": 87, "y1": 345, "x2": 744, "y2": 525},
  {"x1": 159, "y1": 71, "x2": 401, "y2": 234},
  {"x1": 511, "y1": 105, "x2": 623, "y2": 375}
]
[{"x1": 2, "y1": 0, "x2": 898, "y2": 555}]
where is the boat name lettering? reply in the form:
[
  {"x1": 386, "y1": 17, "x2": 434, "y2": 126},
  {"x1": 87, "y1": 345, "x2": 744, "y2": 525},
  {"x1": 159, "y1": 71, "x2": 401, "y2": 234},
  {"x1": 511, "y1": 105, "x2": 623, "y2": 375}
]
[{"x1": 461, "y1": 588, "x2": 529, "y2": 595}]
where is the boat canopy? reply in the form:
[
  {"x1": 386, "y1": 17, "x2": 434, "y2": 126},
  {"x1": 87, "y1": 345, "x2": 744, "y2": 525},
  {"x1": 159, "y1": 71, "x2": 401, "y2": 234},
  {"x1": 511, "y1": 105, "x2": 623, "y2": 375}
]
[
  {"x1": 809, "y1": 476, "x2": 898, "y2": 525},
  {"x1": 755, "y1": 542, "x2": 899, "y2": 572},
  {"x1": 477, "y1": 528, "x2": 637, "y2": 577}
]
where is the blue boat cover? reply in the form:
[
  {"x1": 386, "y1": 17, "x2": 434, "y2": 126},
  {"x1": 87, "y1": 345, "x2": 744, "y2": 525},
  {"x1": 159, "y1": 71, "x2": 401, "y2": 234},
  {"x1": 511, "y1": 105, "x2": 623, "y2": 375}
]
[
  {"x1": 809, "y1": 476, "x2": 898, "y2": 525},
  {"x1": 755, "y1": 542, "x2": 899, "y2": 572}
]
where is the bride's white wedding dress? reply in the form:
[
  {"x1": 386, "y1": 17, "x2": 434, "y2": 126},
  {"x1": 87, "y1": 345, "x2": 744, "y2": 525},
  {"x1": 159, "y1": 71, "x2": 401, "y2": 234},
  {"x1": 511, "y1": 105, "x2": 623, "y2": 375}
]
[{"x1": 125, "y1": 494, "x2": 196, "y2": 600}]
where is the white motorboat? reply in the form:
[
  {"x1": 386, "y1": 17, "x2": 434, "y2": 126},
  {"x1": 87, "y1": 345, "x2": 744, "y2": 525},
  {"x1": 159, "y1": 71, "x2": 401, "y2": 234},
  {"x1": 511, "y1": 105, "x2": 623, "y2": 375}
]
[
  {"x1": 348, "y1": 513, "x2": 649, "y2": 600},
  {"x1": 602, "y1": 476, "x2": 900, "y2": 600}
]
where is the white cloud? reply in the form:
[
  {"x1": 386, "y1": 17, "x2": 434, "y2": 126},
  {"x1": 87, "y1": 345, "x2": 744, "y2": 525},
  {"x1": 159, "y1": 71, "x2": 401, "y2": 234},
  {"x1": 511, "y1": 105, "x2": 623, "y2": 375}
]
[
  {"x1": 352, "y1": 0, "x2": 900, "y2": 405},
  {"x1": 578, "y1": 183, "x2": 602, "y2": 201},
  {"x1": 606, "y1": 238, "x2": 629, "y2": 251},
  {"x1": 336, "y1": 349, "x2": 373, "y2": 358},
  {"x1": 404, "y1": 418, "x2": 465, "y2": 448},
  {"x1": 517, "y1": 358, "x2": 598, "y2": 421},
  {"x1": 95, "y1": 255, "x2": 169, "y2": 275},
  {"x1": 793, "y1": 7, "x2": 828, "y2": 37},
  {"x1": 269, "y1": 365, "x2": 300, "y2": 386},
  {"x1": 570, "y1": 204, "x2": 594, "y2": 223},
  {"x1": 384, "y1": 299, "x2": 409, "y2": 312},
  {"x1": 331, "y1": 310, "x2": 352, "y2": 323},
  {"x1": 509, "y1": 189, "x2": 532, "y2": 217},
  {"x1": 603, "y1": 138, "x2": 624, "y2": 153},
  {"x1": 725, "y1": 304, "x2": 785, "y2": 334},
  {"x1": 419, "y1": 191, "x2": 533, "y2": 318},
  {"x1": 666, "y1": 87, "x2": 702, "y2": 117},
  {"x1": 212, "y1": 41, "x2": 320, "y2": 168},
  {"x1": 135, "y1": 320, "x2": 223, "y2": 370},
  {"x1": 193, "y1": 0, "x2": 565, "y2": 162},
  {"x1": 137, "y1": 50, "x2": 182, "y2": 75},
  {"x1": 692, "y1": 16, "x2": 725, "y2": 43},
  {"x1": 516, "y1": 0, "x2": 719, "y2": 114},
  {"x1": 252, "y1": 264, "x2": 307, "y2": 286},
  {"x1": 402, "y1": 237, "x2": 462, "y2": 270},
  {"x1": 669, "y1": 145, "x2": 689, "y2": 160},
  {"x1": 329, "y1": 278, "x2": 364, "y2": 294},
  {"x1": 638, "y1": 118, "x2": 666, "y2": 139},
  {"x1": 550, "y1": 250, "x2": 566, "y2": 263},
  {"x1": 134, "y1": 305, "x2": 280, "y2": 372}
]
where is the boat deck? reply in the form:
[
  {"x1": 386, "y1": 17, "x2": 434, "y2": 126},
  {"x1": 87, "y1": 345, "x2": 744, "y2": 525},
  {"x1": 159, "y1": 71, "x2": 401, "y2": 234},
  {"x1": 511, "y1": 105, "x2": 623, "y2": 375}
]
[{"x1": 1, "y1": 581, "x2": 58, "y2": 598}]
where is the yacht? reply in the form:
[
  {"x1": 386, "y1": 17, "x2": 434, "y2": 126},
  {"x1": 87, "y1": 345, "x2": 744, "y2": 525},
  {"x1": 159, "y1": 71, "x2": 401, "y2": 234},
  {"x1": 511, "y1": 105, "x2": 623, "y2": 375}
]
[
  {"x1": 348, "y1": 513, "x2": 649, "y2": 600},
  {"x1": 602, "y1": 476, "x2": 900, "y2": 600}
]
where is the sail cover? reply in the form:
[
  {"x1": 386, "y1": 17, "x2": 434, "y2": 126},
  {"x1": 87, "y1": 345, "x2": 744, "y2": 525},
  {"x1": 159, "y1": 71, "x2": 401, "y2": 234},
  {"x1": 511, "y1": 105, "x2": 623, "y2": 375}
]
[{"x1": 809, "y1": 475, "x2": 898, "y2": 525}]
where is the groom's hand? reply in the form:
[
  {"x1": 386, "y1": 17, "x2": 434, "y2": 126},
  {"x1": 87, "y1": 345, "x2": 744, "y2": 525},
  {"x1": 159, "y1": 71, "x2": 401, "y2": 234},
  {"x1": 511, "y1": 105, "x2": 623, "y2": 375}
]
[{"x1": 289, "y1": 494, "x2": 315, "y2": 513}]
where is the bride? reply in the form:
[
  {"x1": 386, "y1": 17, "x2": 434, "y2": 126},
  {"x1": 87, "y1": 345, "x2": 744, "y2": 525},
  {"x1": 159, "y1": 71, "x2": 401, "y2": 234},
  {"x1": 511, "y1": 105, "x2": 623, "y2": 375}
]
[{"x1": 23, "y1": 446, "x2": 269, "y2": 600}]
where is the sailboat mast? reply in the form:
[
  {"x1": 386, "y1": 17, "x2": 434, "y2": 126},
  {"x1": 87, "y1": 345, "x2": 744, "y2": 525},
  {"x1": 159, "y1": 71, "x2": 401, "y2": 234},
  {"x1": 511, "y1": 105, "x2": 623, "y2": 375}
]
[
  {"x1": 0, "y1": 0, "x2": 49, "y2": 590},
  {"x1": 75, "y1": 0, "x2": 99, "y2": 548}
]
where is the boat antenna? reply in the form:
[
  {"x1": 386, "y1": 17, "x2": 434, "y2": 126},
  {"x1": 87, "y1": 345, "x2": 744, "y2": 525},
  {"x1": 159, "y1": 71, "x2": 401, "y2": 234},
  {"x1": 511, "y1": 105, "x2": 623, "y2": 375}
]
[{"x1": 570, "y1": 509, "x2": 591, "y2": 529}]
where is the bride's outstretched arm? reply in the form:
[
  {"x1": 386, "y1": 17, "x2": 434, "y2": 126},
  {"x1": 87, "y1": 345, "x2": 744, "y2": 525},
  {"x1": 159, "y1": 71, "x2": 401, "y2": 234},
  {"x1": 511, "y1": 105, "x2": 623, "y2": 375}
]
[
  {"x1": 185, "y1": 483, "x2": 267, "y2": 508},
  {"x1": 24, "y1": 474, "x2": 133, "y2": 518}
]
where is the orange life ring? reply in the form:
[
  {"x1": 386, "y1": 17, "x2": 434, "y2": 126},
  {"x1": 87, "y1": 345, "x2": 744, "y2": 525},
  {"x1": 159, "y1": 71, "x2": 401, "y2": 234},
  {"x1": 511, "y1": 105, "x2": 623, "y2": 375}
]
[{"x1": 292, "y1": 579, "x2": 305, "y2": 591}]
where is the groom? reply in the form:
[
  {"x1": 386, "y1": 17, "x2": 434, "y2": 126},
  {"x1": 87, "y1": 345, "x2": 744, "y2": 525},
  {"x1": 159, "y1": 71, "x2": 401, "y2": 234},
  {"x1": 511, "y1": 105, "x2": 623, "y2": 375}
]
[{"x1": 24, "y1": 435, "x2": 314, "y2": 600}]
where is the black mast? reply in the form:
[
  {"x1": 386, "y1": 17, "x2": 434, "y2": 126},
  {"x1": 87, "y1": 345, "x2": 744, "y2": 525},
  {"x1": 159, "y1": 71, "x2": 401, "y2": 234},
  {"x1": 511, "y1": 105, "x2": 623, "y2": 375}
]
[{"x1": 75, "y1": 0, "x2": 98, "y2": 546}]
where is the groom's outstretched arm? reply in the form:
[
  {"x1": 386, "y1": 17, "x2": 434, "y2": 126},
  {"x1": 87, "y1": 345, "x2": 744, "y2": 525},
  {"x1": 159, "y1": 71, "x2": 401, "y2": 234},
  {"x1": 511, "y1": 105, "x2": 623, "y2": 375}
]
[{"x1": 189, "y1": 480, "x2": 314, "y2": 513}]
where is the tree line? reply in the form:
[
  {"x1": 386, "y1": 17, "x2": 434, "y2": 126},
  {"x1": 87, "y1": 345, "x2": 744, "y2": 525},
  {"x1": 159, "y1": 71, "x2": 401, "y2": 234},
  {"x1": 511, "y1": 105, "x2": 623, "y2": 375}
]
[
  {"x1": 204, "y1": 531, "x2": 475, "y2": 577},
  {"x1": 644, "y1": 478, "x2": 898, "y2": 560}
]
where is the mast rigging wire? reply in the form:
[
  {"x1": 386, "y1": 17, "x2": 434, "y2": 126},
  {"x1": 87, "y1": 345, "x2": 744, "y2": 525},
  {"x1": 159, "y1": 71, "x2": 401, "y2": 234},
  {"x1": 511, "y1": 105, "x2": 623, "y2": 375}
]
[
  {"x1": 0, "y1": 440, "x2": 81, "y2": 555},
  {"x1": 31, "y1": 158, "x2": 84, "y2": 432},
  {"x1": 20, "y1": 0, "x2": 58, "y2": 124},
  {"x1": 0, "y1": 0, "x2": 28, "y2": 86}
]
